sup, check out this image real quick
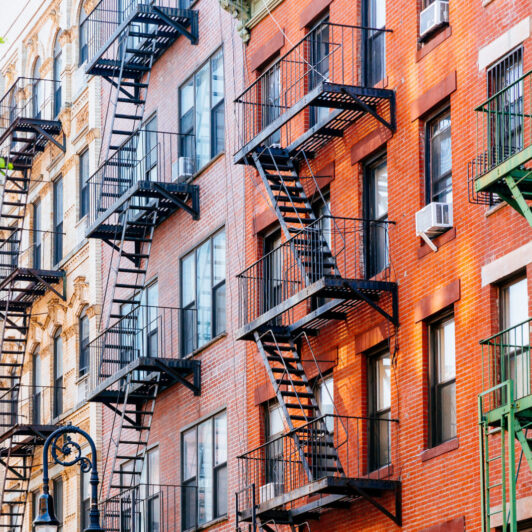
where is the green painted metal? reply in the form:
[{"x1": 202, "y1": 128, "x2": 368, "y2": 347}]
[{"x1": 479, "y1": 318, "x2": 532, "y2": 531}]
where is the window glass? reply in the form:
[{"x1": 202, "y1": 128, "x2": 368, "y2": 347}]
[
  {"x1": 33, "y1": 201, "x2": 42, "y2": 269},
  {"x1": 81, "y1": 469, "x2": 90, "y2": 529},
  {"x1": 53, "y1": 35, "x2": 63, "y2": 117},
  {"x1": 428, "y1": 110, "x2": 452, "y2": 203},
  {"x1": 214, "y1": 412, "x2": 227, "y2": 465},
  {"x1": 33, "y1": 349, "x2": 42, "y2": 424},
  {"x1": 53, "y1": 329, "x2": 63, "y2": 418},
  {"x1": 80, "y1": 150, "x2": 90, "y2": 218},
  {"x1": 53, "y1": 177, "x2": 63, "y2": 265},
  {"x1": 53, "y1": 477, "x2": 63, "y2": 532},
  {"x1": 79, "y1": 310, "x2": 90, "y2": 376},
  {"x1": 183, "y1": 429, "x2": 197, "y2": 481},
  {"x1": 365, "y1": 0, "x2": 386, "y2": 86},
  {"x1": 268, "y1": 403, "x2": 284, "y2": 438}
]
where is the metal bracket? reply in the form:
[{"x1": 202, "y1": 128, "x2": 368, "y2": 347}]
[
  {"x1": 341, "y1": 87, "x2": 395, "y2": 132},
  {"x1": 31, "y1": 270, "x2": 66, "y2": 301},
  {"x1": 151, "y1": 6, "x2": 198, "y2": 44},
  {"x1": 151, "y1": 182, "x2": 200, "y2": 220},
  {"x1": 349, "y1": 482, "x2": 402, "y2": 526},
  {"x1": 347, "y1": 282, "x2": 399, "y2": 327},
  {"x1": 33, "y1": 125, "x2": 65, "y2": 152},
  {"x1": 154, "y1": 359, "x2": 201, "y2": 396}
]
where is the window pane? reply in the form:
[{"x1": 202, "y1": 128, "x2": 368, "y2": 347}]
[
  {"x1": 181, "y1": 253, "x2": 195, "y2": 307},
  {"x1": 438, "y1": 318, "x2": 455, "y2": 382},
  {"x1": 215, "y1": 465, "x2": 227, "y2": 518},
  {"x1": 430, "y1": 112, "x2": 452, "y2": 203},
  {"x1": 440, "y1": 381, "x2": 457, "y2": 441},
  {"x1": 214, "y1": 283, "x2": 226, "y2": 337},
  {"x1": 182, "y1": 480, "x2": 197, "y2": 530},
  {"x1": 213, "y1": 231, "x2": 226, "y2": 284},
  {"x1": 319, "y1": 377, "x2": 334, "y2": 432},
  {"x1": 148, "y1": 448, "x2": 159, "y2": 485},
  {"x1": 373, "y1": 161, "x2": 388, "y2": 219},
  {"x1": 183, "y1": 429, "x2": 197, "y2": 481},
  {"x1": 197, "y1": 420, "x2": 213, "y2": 525},
  {"x1": 196, "y1": 240, "x2": 212, "y2": 347},
  {"x1": 211, "y1": 51, "x2": 224, "y2": 106},
  {"x1": 195, "y1": 63, "x2": 210, "y2": 168},
  {"x1": 377, "y1": 353, "x2": 391, "y2": 411},
  {"x1": 503, "y1": 277, "x2": 528, "y2": 330},
  {"x1": 268, "y1": 404, "x2": 284, "y2": 438},
  {"x1": 214, "y1": 412, "x2": 227, "y2": 465}
]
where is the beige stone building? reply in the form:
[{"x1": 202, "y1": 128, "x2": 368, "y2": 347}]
[{"x1": 0, "y1": 1, "x2": 103, "y2": 530}]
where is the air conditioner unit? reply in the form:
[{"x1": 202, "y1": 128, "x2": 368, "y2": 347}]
[
  {"x1": 176, "y1": 156, "x2": 195, "y2": 182},
  {"x1": 416, "y1": 202, "x2": 453, "y2": 250},
  {"x1": 259, "y1": 482, "x2": 282, "y2": 503},
  {"x1": 419, "y1": 1, "x2": 449, "y2": 40}
]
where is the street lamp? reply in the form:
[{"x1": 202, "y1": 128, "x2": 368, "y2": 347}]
[{"x1": 34, "y1": 425, "x2": 104, "y2": 532}]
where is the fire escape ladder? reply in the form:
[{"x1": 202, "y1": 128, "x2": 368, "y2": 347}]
[
  {"x1": 102, "y1": 372, "x2": 160, "y2": 504},
  {"x1": 255, "y1": 329, "x2": 344, "y2": 482},
  {"x1": 102, "y1": 27, "x2": 157, "y2": 164},
  {"x1": 0, "y1": 436, "x2": 36, "y2": 531}
]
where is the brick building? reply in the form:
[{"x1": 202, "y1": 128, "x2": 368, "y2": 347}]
[{"x1": 1, "y1": 0, "x2": 532, "y2": 531}]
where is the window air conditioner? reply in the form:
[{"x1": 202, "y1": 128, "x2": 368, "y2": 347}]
[
  {"x1": 419, "y1": 1, "x2": 449, "y2": 40},
  {"x1": 176, "y1": 156, "x2": 195, "y2": 182},
  {"x1": 259, "y1": 482, "x2": 282, "y2": 503},
  {"x1": 415, "y1": 202, "x2": 453, "y2": 251}
]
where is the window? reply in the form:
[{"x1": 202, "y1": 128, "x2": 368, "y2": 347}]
[
  {"x1": 500, "y1": 276, "x2": 529, "y2": 399},
  {"x1": 316, "y1": 375, "x2": 334, "y2": 430},
  {"x1": 138, "y1": 116, "x2": 158, "y2": 182},
  {"x1": 364, "y1": 155, "x2": 389, "y2": 277},
  {"x1": 53, "y1": 477, "x2": 63, "y2": 532},
  {"x1": 79, "y1": 309, "x2": 90, "y2": 376},
  {"x1": 182, "y1": 412, "x2": 227, "y2": 529},
  {"x1": 368, "y1": 351, "x2": 391, "y2": 470},
  {"x1": 261, "y1": 58, "x2": 281, "y2": 146},
  {"x1": 426, "y1": 109, "x2": 452, "y2": 204},
  {"x1": 179, "y1": 50, "x2": 224, "y2": 169},
  {"x1": 263, "y1": 228, "x2": 282, "y2": 314},
  {"x1": 364, "y1": 0, "x2": 386, "y2": 87},
  {"x1": 53, "y1": 34, "x2": 63, "y2": 118},
  {"x1": 79, "y1": 7, "x2": 89, "y2": 65},
  {"x1": 53, "y1": 177, "x2": 63, "y2": 265},
  {"x1": 487, "y1": 48, "x2": 523, "y2": 164},
  {"x1": 32, "y1": 59, "x2": 43, "y2": 120},
  {"x1": 265, "y1": 402, "x2": 284, "y2": 487},
  {"x1": 79, "y1": 150, "x2": 90, "y2": 219},
  {"x1": 33, "y1": 201, "x2": 42, "y2": 269},
  {"x1": 81, "y1": 469, "x2": 91, "y2": 530},
  {"x1": 53, "y1": 328, "x2": 63, "y2": 418},
  {"x1": 308, "y1": 16, "x2": 330, "y2": 127},
  {"x1": 32, "y1": 491, "x2": 39, "y2": 531},
  {"x1": 429, "y1": 314, "x2": 456, "y2": 446},
  {"x1": 33, "y1": 348, "x2": 42, "y2": 424},
  {"x1": 181, "y1": 230, "x2": 226, "y2": 355}
]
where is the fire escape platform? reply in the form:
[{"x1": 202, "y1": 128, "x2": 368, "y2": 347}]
[
  {"x1": 88, "y1": 356, "x2": 200, "y2": 405},
  {"x1": 85, "y1": 5, "x2": 198, "y2": 78},
  {"x1": 0, "y1": 425, "x2": 58, "y2": 448},
  {"x1": 484, "y1": 394, "x2": 532, "y2": 427},
  {"x1": 239, "y1": 476, "x2": 400, "y2": 525},
  {"x1": 234, "y1": 82, "x2": 395, "y2": 165},
  {"x1": 0, "y1": 268, "x2": 65, "y2": 305},
  {"x1": 236, "y1": 276, "x2": 397, "y2": 341},
  {"x1": 86, "y1": 180, "x2": 199, "y2": 240}
]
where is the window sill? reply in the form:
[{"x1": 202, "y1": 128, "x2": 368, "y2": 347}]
[
  {"x1": 184, "y1": 331, "x2": 227, "y2": 359},
  {"x1": 366, "y1": 464, "x2": 394, "y2": 480},
  {"x1": 76, "y1": 372, "x2": 89, "y2": 385},
  {"x1": 194, "y1": 515, "x2": 228, "y2": 531},
  {"x1": 485, "y1": 201, "x2": 506, "y2": 218},
  {"x1": 190, "y1": 151, "x2": 225, "y2": 182},
  {"x1": 416, "y1": 25, "x2": 452, "y2": 62},
  {"x1": 421, "y1": 437, "x2": 459, "y2": 462}
]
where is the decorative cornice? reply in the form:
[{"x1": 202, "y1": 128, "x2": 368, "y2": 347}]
[
  {"x1": 59, "y1": 29, "x2": 74, "y2": 46},
  {"x1": 58, "y1": 106, "x2": 72, "y2": 137},
  {"x1": 219, "y1": 0, "x2": 251, "y2": 42},
  {"x1": 86, "y1": 128, "x2": 101, "y2": 143}
]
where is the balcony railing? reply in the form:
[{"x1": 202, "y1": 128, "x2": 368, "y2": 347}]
[
  {"x1": 237, "y1": 216, "x2": 392, "y2": 328},
  {"x1": 82, "y1": 0, "x2": 197, "y2": 72},
  {"x1": 236, "y1": 415, "x2": 398, "y2": 517},
  {"x1": 0, "y1": 77, "x2": 61, "y2": 145},
  {"x1": 88, "y1": 129, "x2": 195, "y2": 229},
  {"x1": 236, "y1": 21, "x2": 391, "y2": 153},
  {"x1": 479, "y1": 318, "x2": 531, "y2": 414},
  {"x1": 89, "y1": 305, "x2": 197, "y2": 392},
  {"x1": 101, "y1": 483, "x2": 193, "y2": 532},
  {"x1": 0, "y1": 385, "x2": 59, "y2": 438},
  {"x1": 469, "y1": 70, "x2": 532, "y2": 195}
]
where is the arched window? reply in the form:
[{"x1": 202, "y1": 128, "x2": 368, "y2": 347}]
[
  {"x1": 32, "y1": 58, "x2": 43, "y2": 120},
  {"x1": 79, "y1": 4, "x2": 89, "y2": 65},
  {"x1": 33, "y1": 348, "x2": 42, "y2": 424},
  {"x1": 53, "y1": 33, "x2": 63, "y2": 117},
  {"x1": 79, "y1": 308, "x2": 90, "y2": 376}
]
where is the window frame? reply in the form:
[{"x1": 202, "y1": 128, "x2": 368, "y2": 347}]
[
  {"x1": 178, "y1": 48, "x2": 225, "y2": 172},
  {"x1": 362, "y1": 0, "x2": 386, "y2": 87},
  {"x1": 180, "y1": 228, "x2": 226, "y2": 355},
  {"x1": 53, "y1": 33, "x2": 63, "y2": 118},
  {"x1": 79, "y1": 5, "x2": 89, "y2": 65},
  {"x1": 181, "y1": 411, "x2": 228, "y2": 529},
  {"x1": 53, "y1": 328, "x2": 63, "y2": 419},
  {"x1": 53, "y1": 476, "x2": 63, "y2": 532},
  {"x1": 425, "y1": 106, "x2": 452, "y2": 205},
  {"x1": 33, "y1": 200, "x2": 42, "y2": 269},
  {"x1": 79, "y1": 149, "x2": 90, "y2": 219},
  {"x1": 32, "y1": 347, "x2": 42, "y2": 425},
  {"x1": 79, "y1": 308, "x2": 90, "y2": 377},
  {"x1": 428, "y1": 311, "x2": 456, "y2": 447},
  {"x1": 80, "y1": 466, "x2": 91, "y2": 530},
  {"x1": 53, "y1": 176, "x2": 63, "y2": 266}
]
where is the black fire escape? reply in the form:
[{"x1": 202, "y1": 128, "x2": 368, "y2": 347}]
[
  {"x1": 82, "y1": 0, "x2": 201, "y2": 509},
  {"x1": 235, "y1": 22, "x2": 400, "y2": 530},
  {"x1": 0, "y1": 77, "x2": 65, "y2": 531}
]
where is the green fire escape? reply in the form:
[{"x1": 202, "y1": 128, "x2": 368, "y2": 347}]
[
  {"x1": 478, "y1": 318, "x2": 532, "y2": 531},
  {"x1": 469, "y1": 70, "x2": 532, "y2": 225}
]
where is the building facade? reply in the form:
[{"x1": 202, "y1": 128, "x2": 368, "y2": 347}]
[{"x1": 1, "y1": 0, "x2": 532, "y2": 531}]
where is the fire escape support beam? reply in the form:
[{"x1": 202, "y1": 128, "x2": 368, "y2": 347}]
[
  {"x1": 31, "y1": 270, "x2": 66, "y2": 301},
  {"x1": 0, "y1": 311, "x2": 26, "y2": 332},
  {"x1": 153, "y1": 359, "x2": 201, "y2": 396},
  {"x1": 102, "y1": 402, "x2": 139, "y2": 428},
  {"x1": 502, "y1": 173, "x2": 532, "y2": 227},
  {"x1": 514, "y1": 417, "x2": 532, "y2": 473},
  {"x1": 102, "y1": 76, "x2": 137, "y2": 101},
  {"x1": 349, "y1": 482, "x2": 402, "y2": 527},
  {"x1": 151, "y1": 6, "x2": 198, "y2": 45},
  {"x1": 0, "y1": 457, "x2": 26, "y2": 481},
  {"x1": 150, "y1": 182, "x2": 200, "y2": 220},
  {"x1": 347, "y1": 282, "x2": 399, "y2": 327},
  {"x1": 32, "y1": 125, "x2": 65, "y2": 153},
  {"x1": 341, "y1": 87, "x2": 395, "y2": 132}
]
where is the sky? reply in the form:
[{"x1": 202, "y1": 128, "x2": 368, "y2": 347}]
[{"x1": 0, "y1": 1, "x2": 37, "y2": 47}]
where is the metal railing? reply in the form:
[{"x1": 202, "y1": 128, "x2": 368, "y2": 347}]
[
  {"x1": 88, "y1": 129, "x2": 195, "y2": 228},
  {"x1": 237, "y1": 216, "x2": 392, "y2": 327},
  {"x1": 236, "y1": 415, "x2": 398, "y2": 515},
  {"x1": 0, "y1": 77, "x2": 61, "y2": 144},
  {"x1": 101, "y1": 483, "x2": 193, "y2": 532},
  {"x1": 0, "y1": 385, "x2": 59, "y2": 437},
  {"x1": 470, "y1": 70, "x2": 532, "y2": 185},
  {"x1": 480, "y1": 318, "x2": 531, "y2": 413},
  {"x1": 236, "y1": 22, "x2": 390, "y2": 150},
  {"x1": 89, "y1": 305, "x2": 197, "y2": 392},
  {"x1": 82, "y1": 0, "x2": 196, "y2": 68}
]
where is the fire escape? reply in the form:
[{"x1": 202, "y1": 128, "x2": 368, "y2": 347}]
[
  {"x1": 0, "y1": 77, "x2": 65, "y2": 531},
  {"x1": 235, "y1": 22, "x2": 400, "y2": 530},
  {"x1": 478, "y1": 318, "x2": 532, "y2": 531},
  {"x1": 468, "y1": 70, "x2": 532, "y2": 225},
  {"x1": 81, "y1": 0, "x2": 201, "y2": 516}
]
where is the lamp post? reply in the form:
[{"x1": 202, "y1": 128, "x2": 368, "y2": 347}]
[{"x1": 34, "y1": 425, "x2": 104, "y2": 532}]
